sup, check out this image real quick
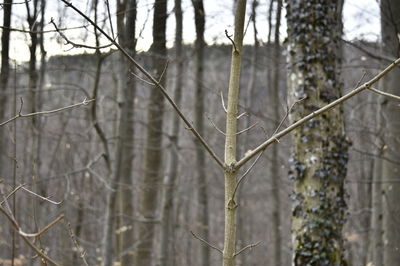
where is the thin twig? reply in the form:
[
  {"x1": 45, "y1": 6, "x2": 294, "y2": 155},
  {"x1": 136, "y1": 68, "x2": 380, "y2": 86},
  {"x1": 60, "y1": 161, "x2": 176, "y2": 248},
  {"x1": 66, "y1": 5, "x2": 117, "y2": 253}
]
[
  {"x1": 236, "y1": 122, "x2": 258, "y2": 135},
  {"x1": 234, "y1": 241, "x2": 261, "y2": 257},
  {"x1": 65, "y1": 221, "x2": 89, "y2": 266},
  {"x1": 0, "y1": 184, "x2": 24, "y2": 205},
  {"x1": 354, "y1": 71, "x2": 367, "y2": 89},
  {"x1": 129, "y1": 70, "x2": 155, "y2": 86},
  {"x1": 21, "y1": 186, "x2": 62, "y2": 205},
  {"x1": 206, "y1": 115, "x2": 226, "y2": 135},
  {"x1": 60, "y1": 0, "x2": 225, "y2": 169},
  {"x1": 0, "y1": 98, "x2": 95, "y2": 127},
  {"x1": 50, "y1": 18, "x2": 113, "y2": 50},
  {"x1": 368, "y1": 86, "x2": 400, "y2": 101},
  {"x1": 19, "y1": 215, "x2": 64, "y2": 237},
  {"x1": 231, "y1": 150, "x2": 264, "y2": 200},
  {"x1": 158, "y1": 60, "x2": 169, "y2": 83},
  {"x1": 104, "y1": 0, "x2": 115, "y2": 39},
  {"x1": 225, "y1": 29, "x2": 238, "y2": 53},
  {"x1": 237, "y1": 112, "x2": 247, "y2": 119},
  {"x1": 236, "y1": 57, "x2": 400, "y2": 169},
  {"x1": 272, "y1": 96, "x2": 306, "y2": 136},
  {"x1": 342, "y1": 38, "x2": 395, "y2": 63},
  {"x1": 0, "y1": 24, "x2": 88, "y2": 34},
  {"x1": 190, "y1": 230, "x2": 223, "y2": 254},
  {"x1": 220, "y1": 91, "x2": 228, "y2": 113}
]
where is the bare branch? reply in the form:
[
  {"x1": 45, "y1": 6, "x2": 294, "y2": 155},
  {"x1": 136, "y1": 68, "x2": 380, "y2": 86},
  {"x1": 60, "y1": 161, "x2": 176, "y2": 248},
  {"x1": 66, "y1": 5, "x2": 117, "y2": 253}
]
[
  {"x1": 0, "y1": 206, "x2": 61, "y2": 265},
  {"x1": 60, "y1": 0, "x2": 225, "y2": 169},
  {"x1": 0, "y1": 24, "x2": 88, "y2": 34},
  {"x1": 65, "y1": 221, "x2": 89, "y2": 266},
  {"x1": 272, "y1": 96, "x2": 305, "y2": 136},
  {"x1": 0, "y1": 184, "x2": 24, "y2": 205},
  {"x1": 206, "y1": 115, "x2": 226, "y2": 135},
  {"x1": 368, "y1": 86, "x2": 400, "y2": 101},
  {"x1": 232, "y1": 149, "x2": 264, "y2": 200},
  {"x1": 129, "y1": 70, "x2": 156, "y2": 86},
  {"x1": 236, "y1": 122, "x2": 258, "y2": 135},
  {"x1": 234, "y1": 241, "x2": 261, "y2": 257},
  {"x1": 235, "y1": 57, "x2": 400, "y2": 169},
  {"x1": 237, "y1": 112, "x2": 247, "y2": 119},
  {"x1": 20, "y1": 186, "x2": 62, "y2": 205},
  {"x1": 342, "y1": 38, "x2": 396, "y2": 63},
  {"x1": 190, "y1": 230, "x2": 223, "y2": 254},
  {"x1": 0, "y1": 98, "x2": 95, "y2": 127},
  {"x1": 225, "y1": 29, "x2": 238, "y2": 53},
  {"x1": 19, "y1": 215, "x2": 64, "y2": 237},
  {"x1": 159, "y1": 60, "x2": 169, "y2": 83},
  {"x1": 50, "y1": 18, "x2": 114, "y2": 50}
]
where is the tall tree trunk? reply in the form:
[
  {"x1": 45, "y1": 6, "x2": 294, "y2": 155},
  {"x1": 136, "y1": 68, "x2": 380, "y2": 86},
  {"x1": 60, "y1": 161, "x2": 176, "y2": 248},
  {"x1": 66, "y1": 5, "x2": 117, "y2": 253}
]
[
  {"x1": 223, "y1": 1, "x2": 247, "y2": 266},
  {"x1": 0, "y1": 0, "x2": 12, "y2": 171},
  {"x1": 286, "y1": 1, "x2": 350, "y2": 264},
  {"x1": 135, "y1": 0, "x2": 167, "y2": 265},
  {"x1": 192, "y1": 1, "x2": 210, "y2": 265},
  {"x1": 114, "y1": 1, "x2": 137, "y2": 264},
  {"x1": 0, "y1": 2, "x2": 13, "y2": 259},
  {"x1": 379, "y1": 0, "x2": 400, "y2": 264},
  {"x1": 269, "y1": 1, "x2": 282, "y2": 265},
  {"x1": 159, "y1": 0, "x2": 183, "y2": 265}
]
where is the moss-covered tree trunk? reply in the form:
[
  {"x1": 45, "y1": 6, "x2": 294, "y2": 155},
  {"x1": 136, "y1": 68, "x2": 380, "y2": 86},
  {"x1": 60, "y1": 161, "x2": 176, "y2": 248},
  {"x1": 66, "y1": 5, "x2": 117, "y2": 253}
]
[
  {"x1": 286, "y1": 1, "x2": 350, "y2": 264},
  {"x1": 135, "y1": 0, "x2": 167, "y2": 265},
  {"x1": 380, "y1": 0, "x2": 400, "y2": 264}
]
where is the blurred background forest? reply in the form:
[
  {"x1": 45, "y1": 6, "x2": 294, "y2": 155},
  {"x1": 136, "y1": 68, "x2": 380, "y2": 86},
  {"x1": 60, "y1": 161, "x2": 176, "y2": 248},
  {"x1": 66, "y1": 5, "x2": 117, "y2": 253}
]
[{"x1": 0, "y1": 0, "x2": 399, "y2": 265}]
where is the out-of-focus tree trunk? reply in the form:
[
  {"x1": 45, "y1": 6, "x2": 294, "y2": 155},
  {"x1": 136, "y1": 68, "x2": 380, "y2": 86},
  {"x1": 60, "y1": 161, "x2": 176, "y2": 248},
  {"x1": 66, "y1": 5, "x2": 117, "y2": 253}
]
[
  {"x1": 237, "y1": 2, "x2": 258, "y2": 265},
  {"x1": 269, "y1": 0, "x2": 282, "y2": 265},
  {"x1": 114, "y1": 1, "x2": 137, "y2": 264},
  {"x1": 0, "y1": 0, "x2": 12, "y2": 175},
  {"x1": 192, "y1": 1, "x2": 210, "y2": 265},
  {"x1": 159, "y1": 0, "x2": 183, "y2": 265},
  {"x1": 37, "y1": 0, "x2": 47, "y2": 196},
  {"x1": 286, "y1": 1, "x2": 349, "y2": 264},
  {"x1": 0, "y1": 1, "x2": 13, "y2": 260},
  {"x1": 135, "y1": 0, "x2": 167, "y2": 265},
  {"x1": 379, "y1": 0, "x2": 400, "y2": 265}
]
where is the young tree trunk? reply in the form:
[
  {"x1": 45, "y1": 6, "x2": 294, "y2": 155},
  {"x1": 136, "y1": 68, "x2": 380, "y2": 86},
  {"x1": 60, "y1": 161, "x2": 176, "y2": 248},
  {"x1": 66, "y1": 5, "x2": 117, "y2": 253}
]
[
  {"x1": 192, "y1": 1, "x2": 210, "y2": 265},
  {"x1": 223, "y1": 1, "x2": 247, "y2": 266},
  {"x1": 135, "y1": 0, "x2": 167, "y2": 265},
  {"x1": 159, "y1": 0, "x2": 183, "y2": 265},
  {"x1": 286, "y1": 1, "x2": 350, "y2": 264},
  {"x1": 269, "y1": 1, "x2": 282, "y2": 265},
  {"x1": 379, "y1": 0, "x2": 400, "y2": 264}
]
